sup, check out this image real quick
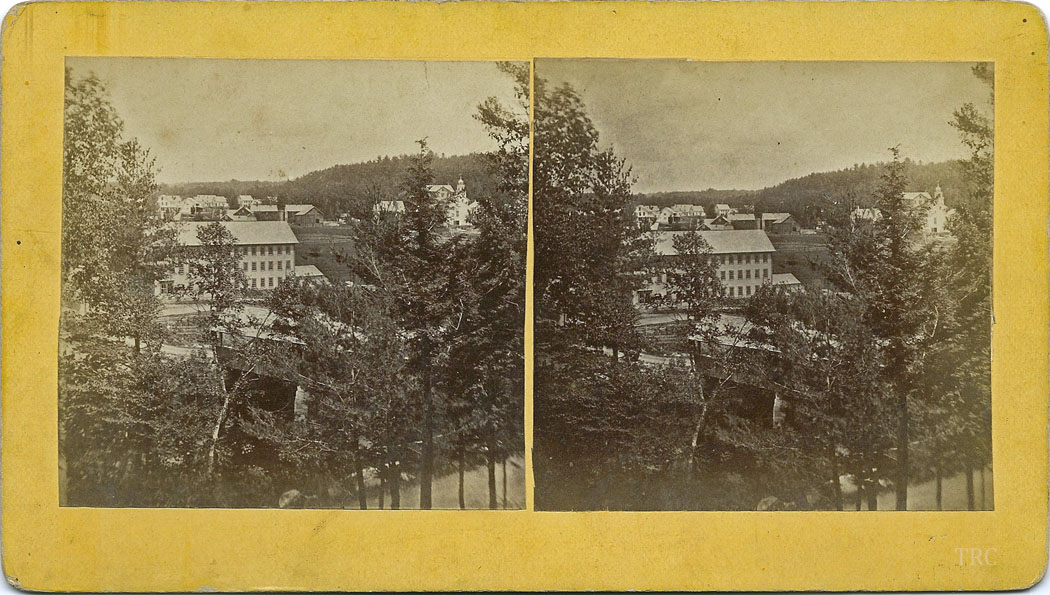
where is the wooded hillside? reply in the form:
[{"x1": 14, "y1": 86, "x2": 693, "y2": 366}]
[
  {"x1": 160, "y1": 152, "x2": 499, "y2": 219},
  {"x1": 634, "y1": 159, "x2": 968, "y2": 227}
]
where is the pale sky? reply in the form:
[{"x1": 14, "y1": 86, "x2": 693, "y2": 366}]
[
  {"x1": 536, "y1": 60, "x2": 993, "y2": 193},
  {"x1": 68, "y1": 58, "x2": 524, "y2": 184}
]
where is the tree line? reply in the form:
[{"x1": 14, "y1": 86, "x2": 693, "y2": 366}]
[
  {"x1": 632, "y1": 158, "x2": 969, "y2": 229},
  {"x1": 159, "y1": 152, "x2": 501, "y2": 221}
]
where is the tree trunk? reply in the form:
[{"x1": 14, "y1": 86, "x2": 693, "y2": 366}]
[
  {"x1": 829, "y1": 456, "x2": 843, "y2": 511},
  {"x1": 895, "y1": 390, "x2": 909, "y2": 510},
  {"x1": 935, "y1": 465, "x2": 943, "y2": 511},
  {"x1": 390, "y1": 461, "x2": 401, "y2": 510},
  {"x1": 866, "y1": 479, "x2": 878, "y2": 511},
  {"x1": 206, "y1": 370, "x2": 234, "y2": 476},
  {"x1": 855, "y1": 481, "x2": 863, "y2": 511},
  {"x1": 419, "y1": 351, "x2": 434, "y2": 510},
  {"x1": 979, "y1": 466, "x2": 986, "y2": 510},
  {"x1": 378, "y1": 472, "x2": 385, "y2": 510},
  {"x1": 688, "y1": 378, "x2": 709, "y2": 479},
  {"x1": 458, "y1": 446, "x2": 466, "y2": 510},
  {"x1": 134, "y1": 334, "x2": 141, "y2": 354},
  {"x1": 502, "y1": 456, "x2": 508, "y2": 509},
  {"x1": 354, "y1": 445, "x2": 367, "y2": 510},
  {"x1": 487, "y1": 440, "x2": 497, "y2": 510},
  {"x1": 966, "y1": 463, "x2": 975, "y2": 511}
]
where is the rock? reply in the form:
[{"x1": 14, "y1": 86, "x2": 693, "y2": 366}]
[
  {"x1": 279, "y1": 489, "x2": 304, "y2": 509},
  {"x1": 756, "y1": 495, "x2": 781, "y2": 511}
]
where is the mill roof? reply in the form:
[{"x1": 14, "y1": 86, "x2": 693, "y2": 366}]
[
  {"x1": 175, "y1": 221, "x2": 299, "y2": 246},
  {"x1": 651, "y1": 230, "x2": 776, "y2": 256}
]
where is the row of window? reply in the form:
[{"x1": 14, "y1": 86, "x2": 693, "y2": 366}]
[
  {"x1": 721, "y1": 268, "x2": 769, "y2": 281},
  {"x1": 727, "y1": 285, "x2": 760, "y2": 297},
  {"x1": 177, "y1": 259, "x2": 293, "y2": 275},
  {"x1": 242, "y1": 260, "x2": 292, "y2": 272},
  {"x1": 714, "y1": 253, "x2": 769, "y2": 265},
  {"x1": 251, "y1": 277, "x2": 278, "y2": 289},
  {"x1": 237, "y1": 245, "x2": 293, "y2": 257}
]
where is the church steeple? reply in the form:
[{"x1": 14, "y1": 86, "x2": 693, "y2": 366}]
[{"x1": 456, "y1": 177, "x2": 466, "y2": 194}]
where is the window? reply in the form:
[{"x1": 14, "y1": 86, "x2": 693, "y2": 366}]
[
  {"x1": 728, "y1": 270, "x2": 734, "y2": 280},
  {"x1": 269, "y1": 261, "x2": 274, "y2": 270},
  {"x1": 242, "y1": 262, "x2": 248, "y2": 271},
  {"x1": 287, "y1": 260, "x2": 291, "y2": 270},
  {"x1": 720, "y1": 271, "x2": 725, "y2": 280},
  {"x1": 268, "y1": 246, "x2": 274, "y2": 255},
  {"x1": 178, "y1": 264, "x2": 184, "y2": 275},
  {"x1": 277, "y1": 261, "x2": 282, "y2": 270},
  {"x1": 251, "y1": 279, "x2": 256, "y2": 288},
  {"x1": 746, "y1": 270, "x2": 751, "y2": 279},
  {"x1": 763, "y1": 269, "x2": 768, "y2": 278},
  {"x1": 755, "y1": 269, "x2": 760, "y2": 279},
  {"x1": 269, "y1": 277, "x2": 274, "y2": 287},
  {"x1": 251, "y1": 262, "x2": 257, "y2": 271},
  {"x1": 251, "y1": 246, "x2": 256, "y2": 256},
  {"x1": 745, "y1": 254, "x2": 751, "y2": 264},
  {"x1": 747, "y1": 286, "x2": 752, "y2": 296}
]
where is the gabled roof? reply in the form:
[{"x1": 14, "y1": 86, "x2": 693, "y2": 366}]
[
  {"x1": 651, "y1": 230, "x2": 776, "y2": 256},
  {"x1": 715, "y1": 203, "x2": 731, "y2": 210},
  {"x1": 851, "y1": 207, "x2": 883, "y2": 221},
  {"x1": 771, "y1": 272, "x2": 801, "y2": 286},
  {"x1": 294, "y1": 265, "x2": 325, "y2": 278},
  {"x1": 727, "y1": 212, "x2": 793, "y2": 223},
  {"x1": 251, "y1": 204, "x2": 322, "y2": 216},
  {"x1": 374, "y1": 200, "x2": 405, "y2": 213},
  {"x1": 902, "y1": 192, "x2": 933, "y2": 203},
  {"x1": 426, "y1": 184, "x2": 456, "y2": 194},
  {"x1": 175, "y1": 221, "x2": 299, "y2": 246}
]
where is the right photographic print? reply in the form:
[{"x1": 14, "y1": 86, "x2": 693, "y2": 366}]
[{"x1": 532, "y1": 60, "x2": 994, "y2": 512}]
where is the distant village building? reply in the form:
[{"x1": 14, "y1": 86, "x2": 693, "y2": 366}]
[
  {"x1": 850, "y1": 207, "x2": 883, "y2": 223},
  {"x1": 714, "y1": 203, "x2": 734, "y2": 217},
  {"x1": 237, "y1": 195, "x2": 260, "y2": 209},
  {"x1": 850, "y1": 186, "x2": 953, "y2": 237},
  {"x1": 293, "y1": 264, "x2": 327, "y2": 284},
  {"x1": 672, "y1": 204, "x2": 706, "y2": 218},
  {"x1": 228, "y1": 206, "x2": 257, "y2": 221},
  {"x1": 904, "y1": 186, "x2": 953, "y2": 235},
  {"x1": 427, "y1": 178, "x2": 478, "y2": 227},
  {"x1": 770, "y1": 272, "x2": 802, "y2": 291},
  {"x1": 157, "y1": 194, "x2": 230, "y2": 221},
  {"x1": 635, "y1": 229, "x2": 779, "y2": 305},
  {"x1": 726, "y1": 212, "x2": 800, "y2": 234},
  {"x1": 374, "y1": 179, "x2": 478, "y2": 228},
  {"x1": 634, "y1": 203, "x2": 707, "y2": 231},
  {"x1": 701, "y1": 216, "x2": 735, "y2": 231},
  {"x1": 253, "y1": 204, "x2": 326, "y2": 226},
  {"x1": 160, "y1": 221, "x2": 299, "y2": 294},
  {"x1": 373, "y1": 200, "x2": 406, "y2": 217},
  {"x1": 634, "y1": 205, "x2": 660, "y2": 230}
]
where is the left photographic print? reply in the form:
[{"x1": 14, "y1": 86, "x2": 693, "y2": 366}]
[{"x1": 59, "y1": 58, "x2": 529, "y2": 509}]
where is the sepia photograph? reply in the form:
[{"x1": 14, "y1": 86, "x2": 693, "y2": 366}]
[
  {"x1": 533, "y1": 60, "x2": 994, "y2": 511},
  {"x1": 59, "y1": 58, "x2": 529, "y2": 509}
]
